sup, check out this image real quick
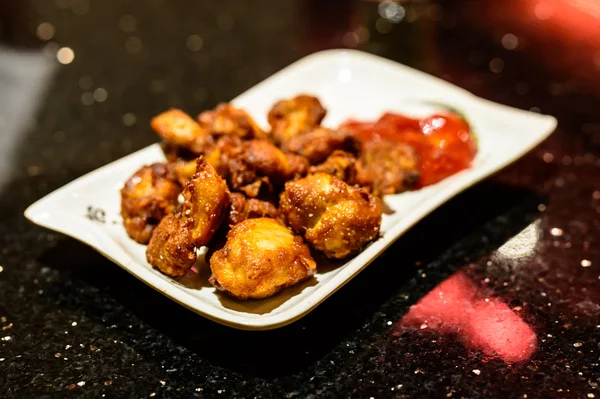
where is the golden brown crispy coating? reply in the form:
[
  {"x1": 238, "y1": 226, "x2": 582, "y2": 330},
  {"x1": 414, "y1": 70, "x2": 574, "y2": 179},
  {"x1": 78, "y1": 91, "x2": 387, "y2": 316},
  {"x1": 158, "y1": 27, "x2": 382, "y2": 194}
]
[
  {"x1": 281, "y1": 127, "x2": 358, "y2": 164},
  {"x1": 171, "y1": 158, "x2": 197, "y2": 186},
  {"x1": 151, "y1": 109, "x2": 212, "y2": 154},
  {"x1": 279, "y1": 173, "x2": 382, "y2": 259},
  {"x1": 165, "y1": 133, "x2": 245, "y2": 187},
  {"x1": 227, "y1": 192, "x2": 279, "y2": 226},
  {"x1": 209, "y1": 218, "x2": 316, "y2": 299},
  {"x1": 181, "y1": 158, "x2": 231, "y2": 247},
  {"x1": 199, "y1": 103, "x2": 266, "y2": 140},
  {"x1": 154, "y1": 104, "x2": 264, "y2": 158},
  {"x1": 285, "y1": 153, "x2": 310, "y2": 180},
  {"x1": 267, "y1": 95, "x2": 326, "y2": 144},
  {"x1": 146, "y1": 158, "x2": 230, "y2": 277},
  {"x1": 226, "y1": 140, "x2": 309, "y2": 197},
  {"x1": 120, "y1": 163, "x2": 181, "y2": 244},
  {"x1": 146, "y1": 214, "x2": 196, "y2": 277},
  {"x1": 309, "y1": 150, "x2": 357, "y2": 184},
  {"x1": 188, "y1": 134, "x2": 241, "y2": 180},
  {"x1": 356, "y1": 140, "x2": 420, "y2": 197}
]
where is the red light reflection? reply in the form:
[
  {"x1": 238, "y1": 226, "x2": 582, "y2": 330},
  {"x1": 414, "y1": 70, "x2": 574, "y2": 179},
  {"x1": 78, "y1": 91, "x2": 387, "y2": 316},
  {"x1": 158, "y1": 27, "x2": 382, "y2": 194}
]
[
  {"x1": 462, "y1": 0, "x2": 600, "y2": 91},
  {"x1": 400, "y1": 272, "x2": 537, "y2": 363}
]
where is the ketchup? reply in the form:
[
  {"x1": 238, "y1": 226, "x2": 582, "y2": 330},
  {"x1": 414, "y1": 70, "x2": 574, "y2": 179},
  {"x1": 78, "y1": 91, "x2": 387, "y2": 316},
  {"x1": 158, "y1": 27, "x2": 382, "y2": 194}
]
[{"x1": 341, "y1": 112, "x2": 477, "y2": 187}]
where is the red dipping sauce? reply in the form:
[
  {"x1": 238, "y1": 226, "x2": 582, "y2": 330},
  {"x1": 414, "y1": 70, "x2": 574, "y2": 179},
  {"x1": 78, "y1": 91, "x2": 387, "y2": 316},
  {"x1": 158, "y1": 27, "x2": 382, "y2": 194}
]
[{"x1": 341, "y1": 112, "x2": 477, "y2": 187}]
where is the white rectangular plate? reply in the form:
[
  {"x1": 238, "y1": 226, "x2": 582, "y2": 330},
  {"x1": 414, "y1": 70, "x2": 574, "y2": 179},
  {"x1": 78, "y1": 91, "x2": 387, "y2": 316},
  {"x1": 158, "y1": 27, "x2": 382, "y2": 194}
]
[{"x1": 25, "y1": 50, "x2": 557, "y2": 330}]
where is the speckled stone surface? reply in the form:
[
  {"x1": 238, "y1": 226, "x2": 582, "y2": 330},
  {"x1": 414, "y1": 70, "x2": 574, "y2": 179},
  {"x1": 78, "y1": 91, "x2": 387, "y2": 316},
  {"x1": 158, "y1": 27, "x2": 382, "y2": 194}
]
[{"x1": 0, "y1": 1, "x2": 599, "y2": 398}]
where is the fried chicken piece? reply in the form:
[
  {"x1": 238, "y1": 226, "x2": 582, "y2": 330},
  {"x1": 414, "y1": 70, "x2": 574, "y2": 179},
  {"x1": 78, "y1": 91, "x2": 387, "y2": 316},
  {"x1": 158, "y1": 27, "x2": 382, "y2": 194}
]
[
  {"x1": 267, "y1": 94, "x2": 326, "y2": 144},
  {"x1": 199, "y1": 103, "x2": 266, "y2": 140},
  {"x1": 227, "y1": 140, "x2": 309, "y2": 197},
  {"x1": 279, "y1": 173, "x2": 382, "y2": 259},
  {"x1": 281, "y1": 127, "x2": 359, "y2": 164},
  {"x1": 151, "y1": 109, "x2": 212, "y2": 154},
  {"x1": 146, "y1": 158, "x2": 230, "y2": 277},
  {"x1": 209, "y1": 218, "x2": 316, "y2": 299},
  {"x1": 146, "y1": 214, "x2": 196, "y2": 277},
  {"x1": 227, "y1": 192, "x2": 279, "y2": 226},
  {"x1": 181, "y1": 158, "x2": 231, "y2": 246},
  {"x1": 120, "y1": 163, "x2": 181, "y2": 244},
  {"x1": 356, "y1": 140, "x2": 420, "y2": 197},
  {"x1": 309, "y1": 150, "x2": 357, "y2": 184}
]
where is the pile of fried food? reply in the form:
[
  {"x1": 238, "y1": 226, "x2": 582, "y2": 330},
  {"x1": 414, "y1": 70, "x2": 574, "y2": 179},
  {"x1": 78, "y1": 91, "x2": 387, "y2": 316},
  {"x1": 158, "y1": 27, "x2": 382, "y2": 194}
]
[{"x1": 120, "y1": 95, "x2": 420, "y2": 300}]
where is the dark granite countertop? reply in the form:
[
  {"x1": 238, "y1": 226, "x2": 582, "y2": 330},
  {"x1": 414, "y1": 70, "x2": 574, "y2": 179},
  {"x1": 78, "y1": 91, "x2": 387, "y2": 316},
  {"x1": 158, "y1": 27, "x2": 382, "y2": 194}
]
[{"x1": 0, "y1": 0, "x2": 599, "y2": 397}]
